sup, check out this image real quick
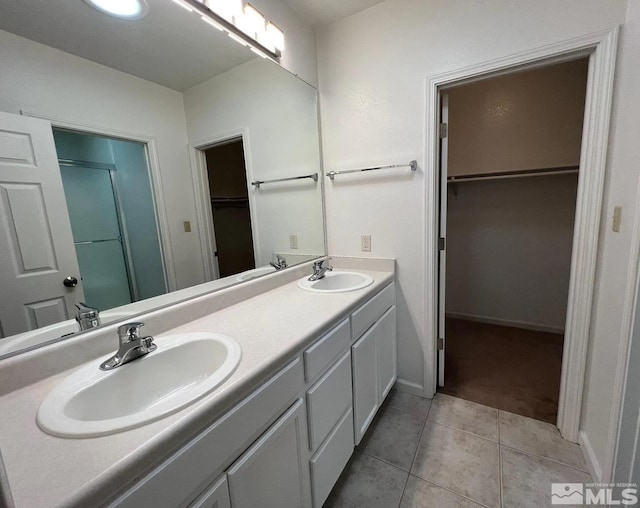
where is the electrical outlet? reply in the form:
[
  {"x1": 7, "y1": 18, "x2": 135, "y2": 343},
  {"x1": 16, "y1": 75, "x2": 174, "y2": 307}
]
[
  {"x1": 361, "y1": 235, "x2": 371, "y2": 252},
  {"x1": 612, "y1": 206, "x2": 622, "y2": 233},
  {"x1": 183, "y1": 220, "x2": 192, "y2": 233},
  {"x1": 289, "y1": 234, "x2": 298, "y2": 250}
]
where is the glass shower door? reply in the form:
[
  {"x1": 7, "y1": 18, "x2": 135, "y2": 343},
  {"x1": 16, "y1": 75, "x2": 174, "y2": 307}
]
[{"x1": 60, "y1": 163, "x2": 133, "y2": 311}]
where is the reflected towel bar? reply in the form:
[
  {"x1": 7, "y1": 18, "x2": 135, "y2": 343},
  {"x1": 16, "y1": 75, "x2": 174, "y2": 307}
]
[
  {"x1": 251, "y1": 172, "x2": 319, "y2": 189},
  {"x1": 326, "y1": 160, "x2": 417, "y2": 180}
]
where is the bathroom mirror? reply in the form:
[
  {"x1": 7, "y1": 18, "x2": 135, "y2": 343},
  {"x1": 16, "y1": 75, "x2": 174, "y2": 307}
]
[{"x1": 0, "y1": 0, "x2": 325, "y2": 357}]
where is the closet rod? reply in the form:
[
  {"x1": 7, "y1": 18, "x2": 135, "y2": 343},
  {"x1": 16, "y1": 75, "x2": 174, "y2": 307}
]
[{"x1": 447, "y1": 167, "x2": 578, "y2": 184}]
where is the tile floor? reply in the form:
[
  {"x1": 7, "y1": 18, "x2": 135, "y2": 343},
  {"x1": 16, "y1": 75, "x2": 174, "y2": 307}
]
[{"x1": 325, "y1": 392, "x2": 591, "y2": 508}]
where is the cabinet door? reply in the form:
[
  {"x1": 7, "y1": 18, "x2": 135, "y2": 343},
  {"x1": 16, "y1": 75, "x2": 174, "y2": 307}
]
[
  {"x1": 377, "y1": 306, "x2": 397, "y2": 403},
  {"x1": 190, "y1": 475, "x2": 231, "y2": 508},
  {"x1": 227, "y1": 399, "x2": 311, "y2": 508},
  {"x1": 352, "y1": 325, "x2": 379, "y2": 445}
]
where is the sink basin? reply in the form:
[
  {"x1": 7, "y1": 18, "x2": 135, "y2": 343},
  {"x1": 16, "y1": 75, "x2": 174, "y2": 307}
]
[
  {"x1": 297, "y1": 271, "x2": 374, "y2": 293},
  {"x1": 236, "y1": 265, "x2": 277, "y2": 282},
  {"x1": 37, "y1": 333, "x2": 241, "y2": 438}
]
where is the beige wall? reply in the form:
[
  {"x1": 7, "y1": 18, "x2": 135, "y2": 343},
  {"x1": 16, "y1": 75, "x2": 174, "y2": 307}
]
[{"x1": 448, "y1": 58, "x2": 589, "y2": 177}]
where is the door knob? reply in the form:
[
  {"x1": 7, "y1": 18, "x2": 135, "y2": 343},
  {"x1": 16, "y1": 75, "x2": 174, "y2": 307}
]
[{"x1": 63, "y1": 276, "x2": 78, "y2": 288}]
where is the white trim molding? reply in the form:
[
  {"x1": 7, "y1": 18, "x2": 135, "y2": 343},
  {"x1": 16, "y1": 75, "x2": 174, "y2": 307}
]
[
  {"x1": 445, "y1": 312, "x2": 565, "y2": 335},
  {"x1": 189, "y1": 128, "x2": 261, "y2": 281},
  {"x1": 423, "y1": 28, "x2": 619, "y2": 444},
  {"x1": 580, "y1": 430, "x2": 603, "y2": 482},
  {"x1": 394, "y1": 378, "x2": 425, "y2": 397}
]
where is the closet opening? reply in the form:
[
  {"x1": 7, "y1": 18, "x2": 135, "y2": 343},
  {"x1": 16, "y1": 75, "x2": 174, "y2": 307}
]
[
  {"x1": 201, "y1": 138, "x2": 256, "y2": 279},
  {"x1": 437, "y1": 57, "x2": 589, "y2": 424}
]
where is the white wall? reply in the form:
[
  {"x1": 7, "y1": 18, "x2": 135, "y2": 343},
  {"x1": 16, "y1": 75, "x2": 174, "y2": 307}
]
[
  {"x1": 183, "y1": 58, "x2": 325, "y2": 266},
  {"x1": 446, "y1": 174, "x2": 578, "y2": 333},
  {"x1": 316, "y1": 0, "x2": 631, "y2": 471},
  {"x1": 581, "y1": 0, "x2": 640, "y2": 480},
  {"x1": 0, "y1": 29, "x2": 204, "y2": 291}
]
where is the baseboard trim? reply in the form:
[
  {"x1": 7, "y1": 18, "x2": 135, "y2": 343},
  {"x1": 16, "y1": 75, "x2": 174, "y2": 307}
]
[
  {"x1": 394, "y1": 378, "x2": 426, "y2": 397},
  {"x1": 579, "y1": 430, "x2": 603, "y2": 481},
  {"x1": 446, "y1": 312, "x2": 565, "y2": 335}
]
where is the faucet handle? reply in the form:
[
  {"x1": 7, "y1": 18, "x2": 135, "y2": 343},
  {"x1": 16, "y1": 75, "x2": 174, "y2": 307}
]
[
  {"x1": 140, "y1": 336, "x2": 157, "y2": 353},
  {"x1": 117, "y1": 322, "x2": 144, "y2": 343}
]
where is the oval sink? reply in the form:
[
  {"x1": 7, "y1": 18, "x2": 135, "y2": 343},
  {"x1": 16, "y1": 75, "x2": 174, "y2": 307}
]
[
  {"x1": 37, "y1": 333, "x2": 241, "y2": 438},
  {"x1": 298, "y1": 271, "x2": 374, "y2": 293},
  {"x1": 236, "y1": 265, "x2": 277, "y2": 282}
]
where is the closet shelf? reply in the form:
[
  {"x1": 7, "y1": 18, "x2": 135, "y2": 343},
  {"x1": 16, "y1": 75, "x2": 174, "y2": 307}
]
[{"x1": 447, "y1": 166, "x2": 578, "y2": 184}]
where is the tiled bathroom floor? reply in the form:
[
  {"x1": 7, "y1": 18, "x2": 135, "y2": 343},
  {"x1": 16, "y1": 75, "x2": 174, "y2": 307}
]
[{"x1": 325, "y1": 392, "x2": 591, "y2": 508}]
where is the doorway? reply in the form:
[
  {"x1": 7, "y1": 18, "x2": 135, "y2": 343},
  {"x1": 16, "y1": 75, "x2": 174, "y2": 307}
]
[
  {"x1": 437, "y1": 58, "x2": 588, "y2": 424},
  {"x1": 53, "y1": 128, "x2": 167, "y2": 311},
  {"x1": 202, "y1": 138, "x2": 256, "y2": 278}
]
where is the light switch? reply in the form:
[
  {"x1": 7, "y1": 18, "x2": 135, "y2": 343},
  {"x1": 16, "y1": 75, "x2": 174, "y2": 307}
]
[
  {"x1": 183, "y1": 220, "x2": 192, "y2": 233},
  {"x1": 361, "y1": 235, "x2": 371, "y2": 252},
  {"x1": 289, "y1": 234, "x2": 298, "y2": 249},
  {"x1": 612, "y1": 206, "x2": 622, "y2": 233}
]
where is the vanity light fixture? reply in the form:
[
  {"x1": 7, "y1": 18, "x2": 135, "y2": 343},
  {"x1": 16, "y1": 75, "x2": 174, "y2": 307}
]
[
  {"x1": 265, "y1": 21, "x2": 284, "y2": 51},
  {"x1": 84, "y1": 0, "x2": 149, "y2": 19},
  {"x1": 201, "y1": 15, "x2": 224, "y2": 31},
  {"x1": 176, "y1": 0, "x2": 282, "y2": 61},
  {"x1": 241, "y1": 4, "x2": 265, "y2": 39}
]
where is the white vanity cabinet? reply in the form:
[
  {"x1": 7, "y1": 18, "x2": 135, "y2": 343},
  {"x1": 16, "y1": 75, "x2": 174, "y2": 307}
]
[
  {"x1": 351, "y1": 283, "x2": 397, "y2": 444},
  {"x1": 111, "y1": 280, "x2": 396, "y2": 508}
]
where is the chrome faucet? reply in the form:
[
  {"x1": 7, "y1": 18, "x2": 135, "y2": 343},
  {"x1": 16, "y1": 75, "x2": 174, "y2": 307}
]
[
  {"x1": 270, "y1": 254, "x2": 288, "y2": 270},
  {"x1": 75, "y1": 302, "x2": 101, "y2": 331},
  {"x1": 99, "y1": 322, "x2": 157, "y2": 371},
  {"x1": 308, "y1": 258, "x2": 333, "y2": 281}
]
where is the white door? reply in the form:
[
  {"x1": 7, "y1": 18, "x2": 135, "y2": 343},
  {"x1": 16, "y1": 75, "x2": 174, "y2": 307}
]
[
  {"x1": 377, "y1": 305, "x2": 397, "y2": 402},
  {"x1": 227, "y1": 399, "x2": 310, "y2": 508},
  {"x1": 438, "y1": 93, "x2": 449, "y2": 387},
  {"x1": 0, "y1": 112, "x2": 84, "y2": 336},
  {"x1": 352, "y1": 324, "x2": 379, "y2": 444}
]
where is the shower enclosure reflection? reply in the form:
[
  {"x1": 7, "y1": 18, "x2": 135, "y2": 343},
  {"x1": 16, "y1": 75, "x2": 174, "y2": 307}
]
[{"x1": 55, "y1": 129, "x2": 167, "y2": 312}]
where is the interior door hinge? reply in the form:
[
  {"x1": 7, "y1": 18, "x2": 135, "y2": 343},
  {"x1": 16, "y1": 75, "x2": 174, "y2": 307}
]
[
  {"x1": 437, "y1": 338, "x2": 444, "y2": 350},
  {"x1": 438, "y1": 237, "x2": 446, "y2": 251},
  {"x1": 439, "y1": 122, "x2": 448, "y2": 139}
]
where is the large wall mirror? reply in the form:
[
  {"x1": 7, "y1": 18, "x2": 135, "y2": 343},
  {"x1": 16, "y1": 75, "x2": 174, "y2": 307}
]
[{"x1": 0, "y1": 0, "x2": 326, "y2": 358}]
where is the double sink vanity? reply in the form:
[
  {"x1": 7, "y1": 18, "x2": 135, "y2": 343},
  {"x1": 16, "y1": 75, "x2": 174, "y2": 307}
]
[{"x1": 0, "y1": 257, "x2": 396, "y2": 508}]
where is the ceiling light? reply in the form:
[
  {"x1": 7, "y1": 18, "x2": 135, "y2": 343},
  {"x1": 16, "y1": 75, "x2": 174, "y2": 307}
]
[{"x1": 84, "y1": 0, "x2": 149, "y2": 19}]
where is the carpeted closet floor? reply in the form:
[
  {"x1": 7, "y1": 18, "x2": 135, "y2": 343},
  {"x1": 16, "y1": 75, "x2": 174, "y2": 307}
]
[{"x1": 438, "y1": 318, "x2": 564, "y2": 423}]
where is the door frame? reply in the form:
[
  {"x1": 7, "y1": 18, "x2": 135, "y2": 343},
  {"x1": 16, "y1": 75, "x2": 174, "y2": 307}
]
[
  {"x1": 20, "y1": 111, "x2": 175, "y2": 293},
  {"x1": 190, "y1": 128, "x2": 260, "y2": 281},
  {"x1": 424, "y1": 27, "x2": 619, "y2": 443}
]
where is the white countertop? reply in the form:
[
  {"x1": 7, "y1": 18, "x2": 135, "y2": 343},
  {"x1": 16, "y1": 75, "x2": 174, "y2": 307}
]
[{"x1": 0, "y1": 266, "x2": 393, "y2": 508}]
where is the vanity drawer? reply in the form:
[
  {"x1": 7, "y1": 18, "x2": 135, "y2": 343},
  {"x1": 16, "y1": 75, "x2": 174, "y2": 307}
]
[
  {"x1": 306, "y1": 351, "x2": 352, "y2": 450},
  {"x1": 351, "y1": 282, "x2": 395, "y2": 340},
  {"x1": 111, "y1": 359, "x2": 304, "y2": 508},
  {"x1": 304, "y1": 317, "x2": 350, "y2": 382},
  {"x1": 309, "y1": 408, "x2": 354, "y2": 508}
]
